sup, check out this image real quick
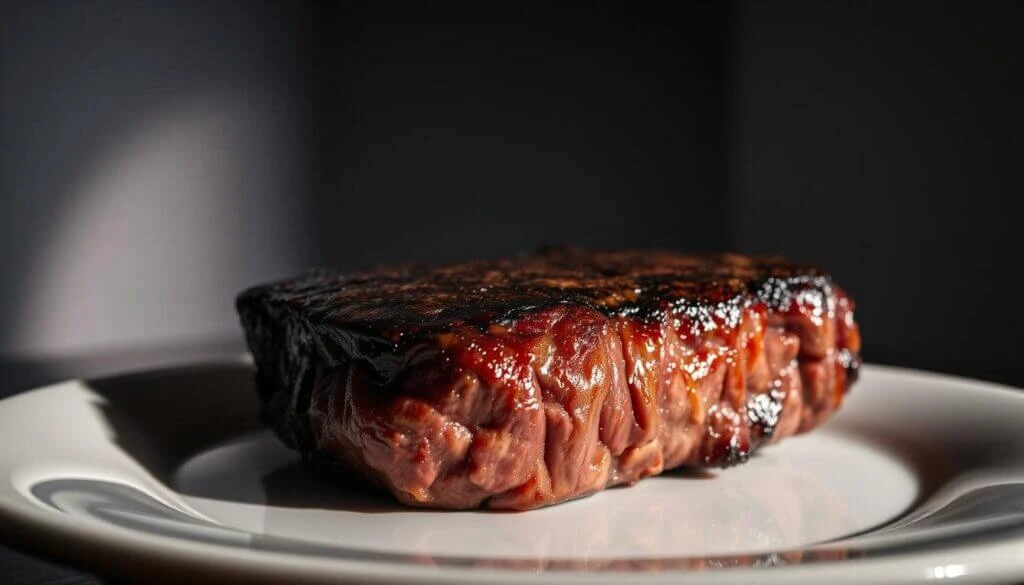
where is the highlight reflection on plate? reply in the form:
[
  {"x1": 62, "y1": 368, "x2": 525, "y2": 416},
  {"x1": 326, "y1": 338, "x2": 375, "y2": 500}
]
[{"x1": 2, "y1": 361, "x2": 1024, "y2": 584}]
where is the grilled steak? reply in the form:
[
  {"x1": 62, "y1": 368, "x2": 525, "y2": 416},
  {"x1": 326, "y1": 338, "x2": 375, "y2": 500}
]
[{"x1": 237, "y1": 249, "x2": 861, "y2": 510}]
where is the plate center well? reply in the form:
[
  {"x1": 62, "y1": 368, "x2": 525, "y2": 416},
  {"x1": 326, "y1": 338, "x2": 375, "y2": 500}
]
[{"x1": 172, "y1": 428, "x2": 918, "y2": 560}]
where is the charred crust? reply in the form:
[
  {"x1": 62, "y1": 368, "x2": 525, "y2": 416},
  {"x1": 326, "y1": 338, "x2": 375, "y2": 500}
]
[
  {"x1": 838, "y1": 348, "x2": 862, "y2": 387},
  {"x1": 704, "y1": 434, "x2": 751, "y2": 469},
  {"x1": 237, "y1": 249, "x2": 830, "y2": 372},
  {"x1": 747, "y1": 389, "x2": 785, "y2": 442}
]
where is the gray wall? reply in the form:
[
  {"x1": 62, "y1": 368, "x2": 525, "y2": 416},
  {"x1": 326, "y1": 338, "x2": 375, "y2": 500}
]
[
  {"x1": 729, "y1": 1, "x2": 1024, "y2": 380},
  {"x1": 0, "y1": 1, "x2": 311, "y2": 356},
  {"x1": 306, "y1": 4, "x2": 730, "y2": 269},
  {"x1": 1, "y1": 4, "x2": 731, "y2": 357},
  {"x1": 2, "y1": 2, "x2": 1022, "y2": 384}
]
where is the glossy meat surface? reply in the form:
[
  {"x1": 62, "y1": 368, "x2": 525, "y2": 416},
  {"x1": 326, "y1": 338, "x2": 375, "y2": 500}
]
[{"x1": 237, "y1": 250, "x2": 862, "y2": 510}]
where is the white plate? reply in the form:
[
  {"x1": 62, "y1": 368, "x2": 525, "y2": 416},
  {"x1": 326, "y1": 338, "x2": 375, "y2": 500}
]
[{"x1": 1, "y1": 362, "x2": 1023, "y2": 584}]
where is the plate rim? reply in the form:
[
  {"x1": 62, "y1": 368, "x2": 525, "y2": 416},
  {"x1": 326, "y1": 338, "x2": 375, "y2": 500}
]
[{"x1": 2, "y1": 362, "x2": 1024, "y2": 585}]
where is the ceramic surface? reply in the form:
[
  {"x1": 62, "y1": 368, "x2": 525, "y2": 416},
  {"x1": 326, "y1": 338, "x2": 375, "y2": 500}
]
[{"x1": 2, "y1": 362, "x2": 1023, "y2": 584}]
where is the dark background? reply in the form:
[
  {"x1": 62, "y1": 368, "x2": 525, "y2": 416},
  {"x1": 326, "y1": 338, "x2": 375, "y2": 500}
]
[{"x1": 2, "y1": 2, "x2": 1023, "y2": 583}]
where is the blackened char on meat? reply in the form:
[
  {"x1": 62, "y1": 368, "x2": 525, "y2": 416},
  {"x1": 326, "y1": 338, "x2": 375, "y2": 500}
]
[{"x1": 236, "y1": 249, "x2": 862, "y2": 510}]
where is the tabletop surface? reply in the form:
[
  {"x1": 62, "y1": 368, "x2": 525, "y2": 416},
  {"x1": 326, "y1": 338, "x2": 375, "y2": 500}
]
[{"x1": 1, "y1": 341, "x2": 1022, "y2": 585}]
